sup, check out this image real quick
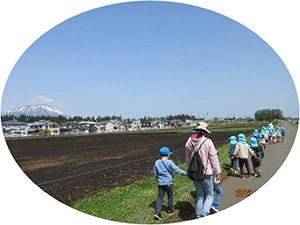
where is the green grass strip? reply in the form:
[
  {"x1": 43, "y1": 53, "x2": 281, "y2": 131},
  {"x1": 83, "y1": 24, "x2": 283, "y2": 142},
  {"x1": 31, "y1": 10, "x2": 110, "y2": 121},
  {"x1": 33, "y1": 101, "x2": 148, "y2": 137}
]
[
  {"x1": 71, "y1": 135, "x2": 256, "y2": 223},
  {"x1": 71, "y1": 164, "x2": 195, "y2": 224}
]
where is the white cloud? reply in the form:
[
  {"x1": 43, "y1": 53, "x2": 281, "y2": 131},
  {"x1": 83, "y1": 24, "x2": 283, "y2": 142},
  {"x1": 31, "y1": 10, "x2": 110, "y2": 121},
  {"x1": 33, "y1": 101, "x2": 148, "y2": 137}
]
[{"x1": 31, "y1": 96, "x2": 54, "y2": 104}]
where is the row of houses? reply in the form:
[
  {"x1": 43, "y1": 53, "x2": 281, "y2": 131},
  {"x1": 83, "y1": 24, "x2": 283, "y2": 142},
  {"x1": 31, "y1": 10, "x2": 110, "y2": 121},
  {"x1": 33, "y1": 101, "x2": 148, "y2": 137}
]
[
  {"x1": 2, "y1": 120, "x2": 60, "y2": 137},
  {"x1": 1, "y1": 118, "x2": 198, "y2": 138}
]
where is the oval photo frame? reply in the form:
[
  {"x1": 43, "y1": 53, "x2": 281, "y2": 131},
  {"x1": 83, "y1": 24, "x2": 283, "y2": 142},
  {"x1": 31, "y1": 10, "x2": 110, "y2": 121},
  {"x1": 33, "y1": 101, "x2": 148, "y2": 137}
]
[{"x1": 0, "y1": 1, "x2": 299, "y2": 225}]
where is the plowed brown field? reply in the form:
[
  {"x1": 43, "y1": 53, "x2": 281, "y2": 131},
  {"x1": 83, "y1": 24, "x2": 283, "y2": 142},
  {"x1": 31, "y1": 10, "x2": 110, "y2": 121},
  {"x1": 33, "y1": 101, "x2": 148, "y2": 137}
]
[{"x1": 6, "y1": 131, "x2": 251, "y2": 205}]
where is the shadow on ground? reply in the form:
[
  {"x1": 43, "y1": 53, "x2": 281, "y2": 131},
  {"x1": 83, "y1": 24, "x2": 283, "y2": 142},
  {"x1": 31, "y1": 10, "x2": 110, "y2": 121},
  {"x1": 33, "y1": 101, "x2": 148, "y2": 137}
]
[
  {"x1": 148, "y1": 190, "x2": 198, "y2": 222},
  {"x1": 174, "y1": 201, "x2": 195, "y2": 220}
]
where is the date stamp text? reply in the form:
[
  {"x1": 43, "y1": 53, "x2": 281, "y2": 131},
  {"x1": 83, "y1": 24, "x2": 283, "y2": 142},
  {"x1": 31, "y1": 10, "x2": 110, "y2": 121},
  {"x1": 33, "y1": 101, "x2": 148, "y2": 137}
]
[{"x1": 235, "y1": 189, "x2": 257, "y2": 197}]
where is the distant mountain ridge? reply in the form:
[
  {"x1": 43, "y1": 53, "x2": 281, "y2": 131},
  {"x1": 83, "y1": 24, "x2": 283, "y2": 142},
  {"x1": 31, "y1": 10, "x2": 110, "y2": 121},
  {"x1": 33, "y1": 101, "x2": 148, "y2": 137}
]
[{"x1": 1, "y1": 104, "x2": 69, "y2": 118}]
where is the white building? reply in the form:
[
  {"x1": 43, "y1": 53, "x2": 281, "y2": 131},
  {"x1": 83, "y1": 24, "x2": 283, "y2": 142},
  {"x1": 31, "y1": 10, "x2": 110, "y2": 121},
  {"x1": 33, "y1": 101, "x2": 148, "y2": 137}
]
[
  {"x1": 28, "y1": 120, "x2": 60, "y2": 136},
  {"x1": 1, "y1": 120, "x2": 28, "y2": 137},
  {"x1": 185, "y1": 119, "x2": 197, "y2": 127},
  {"x1": 128, "y1": 120, "x2": 142, "y2": 131},
  {"x1": 97, "y1": 119, "x2": 126, "y2": 132},
  {"x1": 96, "y1": 121, "x2": 109, "y2": 133}
]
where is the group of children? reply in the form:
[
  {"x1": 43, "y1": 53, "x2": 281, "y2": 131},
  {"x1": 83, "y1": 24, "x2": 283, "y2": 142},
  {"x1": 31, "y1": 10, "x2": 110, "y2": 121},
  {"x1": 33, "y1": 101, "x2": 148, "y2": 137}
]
[
  {"x1": 260, "y1": 122, "x2": 286, "y2": 149},
  {"x1": 229, "y1": 123, "x2": 286, "y2": 178},
  {"x1": 229, "y1": 134, "x2": 263, "y2": 178},
  {"x1": 152, "y1": 123, "x2": 286, "y2": 220}
]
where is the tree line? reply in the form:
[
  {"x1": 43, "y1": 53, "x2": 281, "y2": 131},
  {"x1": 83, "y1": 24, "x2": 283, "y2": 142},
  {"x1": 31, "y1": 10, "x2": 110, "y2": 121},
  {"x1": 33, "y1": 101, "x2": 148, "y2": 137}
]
[
  {"x1": 1, "y1": 115, "x2": 122, "y2": 123},
  {"x1": 254, "y1": 109, "x2": 283, "y2": 121},
  {"x1": 1, "y1": 113, "x2": 204, "y2": 124},
  {"x1": 1, "y1": 110, "x2": 286, "y2": 124}
]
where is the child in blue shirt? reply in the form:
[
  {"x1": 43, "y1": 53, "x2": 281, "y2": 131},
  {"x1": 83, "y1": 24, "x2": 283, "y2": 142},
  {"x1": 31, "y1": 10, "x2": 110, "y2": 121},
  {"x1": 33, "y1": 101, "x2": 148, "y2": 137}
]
[
  {"x1": 210, "y1": 151, "x2": 223, "y2": 214},
  {"x1": 281, "y1": 127, "x2": 286, "y2": 142},
  {"x1": 276, "y1": 127, "x2": 282, "y2": 142},
  {"x1": 153, "y1": 147, "x2": 187, "y2": 220},
  {"x1": 229, "y1": 136, "x2": 239, "y2": 173},
  {"x1": 253, "y1": 129, "x2": 260, "y2": 144}
]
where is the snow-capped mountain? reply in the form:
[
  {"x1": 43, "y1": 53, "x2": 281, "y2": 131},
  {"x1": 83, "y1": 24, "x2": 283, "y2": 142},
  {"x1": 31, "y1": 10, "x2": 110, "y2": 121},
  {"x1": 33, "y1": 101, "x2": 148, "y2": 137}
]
[{"x1": 1, "y1": 104, "x2": 69, "y2": 118}]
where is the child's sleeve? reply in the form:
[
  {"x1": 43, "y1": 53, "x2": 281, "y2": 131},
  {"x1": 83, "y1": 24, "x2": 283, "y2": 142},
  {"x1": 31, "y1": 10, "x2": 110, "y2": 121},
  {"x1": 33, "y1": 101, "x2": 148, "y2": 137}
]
[
  {"x1": 229, "y1": 145, "x2": 234, "y2": 155},
  {"x1": 170, "y1": 160, "x2": 187, "y2": 176},
  {"x1": 229, "y1": 145, "x2": 236, "y2": 156},
  {"x1": 248, "y1": 147, "x2": 257, "y2": 158},
  {"x1": 233, "y1": 143, "x2": 240, "y2": 156},
  {"x1": 153, "y1": 162, "x2": 158, "y2": 179},
  {"x1": 259, "y1": 146, "x2": 264, "y2": 158}
]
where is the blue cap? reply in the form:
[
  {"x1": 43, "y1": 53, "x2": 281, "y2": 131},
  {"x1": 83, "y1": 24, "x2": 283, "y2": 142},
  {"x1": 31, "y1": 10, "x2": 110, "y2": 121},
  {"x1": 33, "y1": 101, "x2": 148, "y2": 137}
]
[
  {"x1": 160, "y1": 147, "x2": 173, "y2": 156},
  {"x1": 229, "y1": 136, "x2": 237, "y2": 145},
  {"x1": 249, "y1": 137, "x2": 258, "y2": 148},
  {"x1": 229, "y1": 136, "x2": 236, "y2": 141},
  {"x1": 238, "y1": 133, "x2": 246, "y2": 144}
]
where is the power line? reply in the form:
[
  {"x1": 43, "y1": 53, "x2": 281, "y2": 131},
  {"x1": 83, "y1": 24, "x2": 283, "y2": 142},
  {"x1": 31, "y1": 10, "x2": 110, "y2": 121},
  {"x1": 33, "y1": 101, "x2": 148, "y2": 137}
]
[{"x1": 37, "y1": 140, "x2": 228, "y2": 187}]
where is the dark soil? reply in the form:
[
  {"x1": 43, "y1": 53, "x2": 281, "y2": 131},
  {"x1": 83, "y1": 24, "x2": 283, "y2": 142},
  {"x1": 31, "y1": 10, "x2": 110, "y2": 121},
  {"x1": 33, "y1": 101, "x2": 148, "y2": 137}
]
[{"x1": 5, "y1": 131, "x2": 251, "y2": 205}]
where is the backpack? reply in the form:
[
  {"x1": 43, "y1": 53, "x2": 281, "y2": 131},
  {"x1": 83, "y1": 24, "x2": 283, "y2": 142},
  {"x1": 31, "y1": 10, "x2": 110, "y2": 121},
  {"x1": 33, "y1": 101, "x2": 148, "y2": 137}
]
[{"x1": 187, "y1": 139, "x2": 208, "y2": 181}]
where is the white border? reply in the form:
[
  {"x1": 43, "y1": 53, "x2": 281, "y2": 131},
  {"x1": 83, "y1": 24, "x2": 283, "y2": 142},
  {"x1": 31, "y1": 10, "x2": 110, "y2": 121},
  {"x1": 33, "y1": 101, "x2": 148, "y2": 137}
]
[{"x1": 1, "y1": 1, "x2": 299, "y2": 225}]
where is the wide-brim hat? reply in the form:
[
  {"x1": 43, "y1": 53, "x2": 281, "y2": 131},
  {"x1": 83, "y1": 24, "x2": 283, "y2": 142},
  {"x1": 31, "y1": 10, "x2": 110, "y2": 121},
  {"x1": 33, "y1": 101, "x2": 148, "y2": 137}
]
[{"x1": 194, "y1": 122, "x2": 211, "y2": 133}]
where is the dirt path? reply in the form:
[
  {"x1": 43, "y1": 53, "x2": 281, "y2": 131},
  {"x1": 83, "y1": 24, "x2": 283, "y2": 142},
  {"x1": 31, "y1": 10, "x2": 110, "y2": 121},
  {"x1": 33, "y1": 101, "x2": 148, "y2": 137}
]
[{"x1": 218, "y1": 121, "x2": 297, "y2": 211}]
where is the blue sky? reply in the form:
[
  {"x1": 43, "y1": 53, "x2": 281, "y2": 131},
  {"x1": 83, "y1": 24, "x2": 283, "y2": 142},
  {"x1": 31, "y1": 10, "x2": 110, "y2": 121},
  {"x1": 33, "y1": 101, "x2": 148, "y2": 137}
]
[{"x1": 1, "y1": 1, "x2": 298, "y2": 119}]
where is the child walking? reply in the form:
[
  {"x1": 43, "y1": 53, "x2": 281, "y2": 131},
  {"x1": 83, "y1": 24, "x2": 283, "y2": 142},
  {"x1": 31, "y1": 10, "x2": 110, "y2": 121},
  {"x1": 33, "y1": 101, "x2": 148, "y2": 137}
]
[
  {"x1": 271, "y1": 128, "x2": 277, "y2": 144},
  {"x1": 281, "y1": 127, "x2": 286, "y2": 142},
  {"x1": 210, "y1": 151, "x2": 223, "y2": 214},
  {"x1": 260, "y1": 127, "x2": 270, "y2": 150},
  {"x1": 249, "y1": 137, "x2": 263, "y2": 177},
  {"x1": 153, "y1": 147, "x2": 187, "y2": 220},
  {"x1": 276, "y1": 127, "x2": 281, "y2": 143},
  {"x1": 253, "y1": 129, "x2": 260, "y2": 144},
  {"x1": 233, "y1": 134, "x2": 256, "y2": 179},
  {"x1": 229, "y1": 136, "x2": 239, "y2": 174}
]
